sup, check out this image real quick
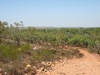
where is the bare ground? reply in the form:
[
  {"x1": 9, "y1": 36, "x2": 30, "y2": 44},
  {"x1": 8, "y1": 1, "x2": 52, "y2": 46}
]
[{"x1": 49, "y1": 47, "x2": 100, "y2": 75}]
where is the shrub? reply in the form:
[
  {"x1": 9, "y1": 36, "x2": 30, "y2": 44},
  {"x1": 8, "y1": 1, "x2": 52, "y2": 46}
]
[
  {"x1": 0, "y1": 43, "x2": 19, "y2": 61},
  {"x1": 32, "y1": 49, "x2": 57, "y2": 62},
  {"x1": 66, "y1": 48, "x2": 83, "y2": 58},
  {"x1": 88, "y1": 41, "x2": 100, "y2": 54},
  {"x1": 19, "y1": 43, "x2": 32, "y2": 53},
  {"x1": 0, "y1": 43, "x2": 32, "y2": 61},
  {"x1": 32, "y1": 48, "x2": 83, "y2": 62}
]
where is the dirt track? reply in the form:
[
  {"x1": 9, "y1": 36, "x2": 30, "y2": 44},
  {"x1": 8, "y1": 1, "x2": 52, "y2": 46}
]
[{"x1": 50, "y1": 48, "x2": 100, "y2": 75}]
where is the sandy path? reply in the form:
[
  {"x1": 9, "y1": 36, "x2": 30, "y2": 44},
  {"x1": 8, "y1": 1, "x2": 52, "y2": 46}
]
[{"x1": 50, "y1": 48, "x2": 100, "y2": 75}]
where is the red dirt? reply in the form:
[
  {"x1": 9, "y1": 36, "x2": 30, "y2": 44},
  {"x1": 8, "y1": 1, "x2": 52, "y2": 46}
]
[{"x1": 49, "y1": 48, "x2": 100, "y2": 75}]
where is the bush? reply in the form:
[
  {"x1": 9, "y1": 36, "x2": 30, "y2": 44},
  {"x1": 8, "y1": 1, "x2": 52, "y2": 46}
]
[
  {"x1": 32, "y1": 48, "x2": 83, "y2": 62},
  {"x1": 66, "y1": 48, "x2": 83, "y2": 58},
  {"x1": 0, "y1": 38, "x2": 2, "y2": 43},
  {"x1": 88, "y1": 41, "x2": 100, "y2": 54},
  {"x1": 0, "y1": 43, "x2": 19, "y2": 61},
  {"x1": 0, "y1": 43, "x2": 32, "y2": 61},
  {"x1": 32, "y1": 49, "x2": 57, "y2": 62},
  {"x1": 19, "y1": 43, "x2": 32, "y2": 53}
]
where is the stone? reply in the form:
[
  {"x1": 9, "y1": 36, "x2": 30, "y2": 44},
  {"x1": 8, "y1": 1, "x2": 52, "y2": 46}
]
[
  {"x1": 0, "y1": 73, "x2": 2, "y2": 75},
  {"x1": 46, "y1": 62, "x2": 52, "y2": 66},
  {"x1": 43, "y1": 69, "x2": 47, "y2": 72},
  {"x1": 4, "y1": 72, "x2": 7, "y2": 75},
  {"x1": 0, "y1": 68, "x2": 2, "y2": 73},
  {"x1": 41, "y1": 61, "x2": 46, "y2": 65},
  {"x1": 45, "y1": 71, "x2": 51, "y2": 75},
  {"x1": 0, "y1": 68, "x2": 3, "y2": 75},
  {"x1": 25, "y1": 64, "x2": 31, "y2": 69},
  {"x1": 36, "y1": 67, "x2": 44, "y2": 75},
  {"x1": 40, "y1": 67, "x2": 44, "y2": 71},
  {"x1": 30, "y1": 66, "x2": 36, "y2": 74}
]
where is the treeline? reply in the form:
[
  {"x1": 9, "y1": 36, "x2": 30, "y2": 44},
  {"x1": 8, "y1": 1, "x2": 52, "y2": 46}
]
[{"x1": 0, "y1": 21, "x2": 100, "y2": 54}]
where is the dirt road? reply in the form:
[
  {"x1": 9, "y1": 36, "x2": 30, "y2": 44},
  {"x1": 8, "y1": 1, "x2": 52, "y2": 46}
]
[{"x1": 50, "y1": 48, "x2": 100, "y2": 75}]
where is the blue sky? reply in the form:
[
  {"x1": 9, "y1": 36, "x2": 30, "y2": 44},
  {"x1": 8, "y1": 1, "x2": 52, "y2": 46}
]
[{"x1": 0, "y1": 0, "x2": 100, "y2": 27}]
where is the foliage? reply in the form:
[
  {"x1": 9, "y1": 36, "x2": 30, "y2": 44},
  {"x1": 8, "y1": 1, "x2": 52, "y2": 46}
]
[
  {"x1": 0, "y1": 21, "x2": 100, "y2": 55},
  {"x1": 0, "y1": 21, "x2": 100, "y2": 74},
  {"x1": 0, "y1": 43, "x2": 32, "y2": 61},
  {"x1": 32, "y1": 48, "x2": 82, "y2": 62}
]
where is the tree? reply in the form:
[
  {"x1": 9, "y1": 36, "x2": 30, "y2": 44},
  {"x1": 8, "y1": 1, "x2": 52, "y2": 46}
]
[{"x1": 13, "y1": 22, "x2": 22, "y2": 46}]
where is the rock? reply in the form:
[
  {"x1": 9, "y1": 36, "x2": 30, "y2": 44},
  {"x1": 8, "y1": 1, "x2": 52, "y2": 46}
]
[
  {"x1": 36, "y1": 67, "x2": 44, "y2": 75},
  {"x1": 30, "y1": 66, "x2": 36, "y2": 74},
  {"x1": 31, "y1": 66, "x2": 37, "y2": 70},
  {"x1": 33, "y1": 47, "x2": 37, "y2": 49},
  {"x1": 40, "y1": 67, "x2": 44, "y2": 71},
  {"x1": 0, "y1": 73, "x2": 2, "y2": 75},
  {"x1": 24, "y1": 64, "x2": 32, "y2": 73},
  {"x1": 43, "y1": 69, "x2": 47, "y2": 72},
  {"x1": 0, "y1": 68, "x2": 3, "y2": 75},
  {"x1": 26, "y1": 64, "x2": 31, "y2": 67},
  {"x1": 25, "y1": 64, "x2": 31, "y2": 69},
  {"x1": 41, "y1": 61, "x2": 46, "y2": 65},
  {"x1": 46, "y1": 62, "x2": 52, "y2": 66},
  {"x1": 51, "y1": 47, "x2": 54, "y2": 50},
  {"x1": 4, "y1": 72, "x2": 7, "y2": 75},
  {"x1": 41, "y1": 61, "x2": 53, "y2": 67},
  {"x1": 45, "y1": 71, "x2": 51, "y2": 75},
  {"x1": 0, "y1": 68, "x2": 2, "y2": 73},
  {"x1": 31, "y1": 71, "x2": 36, "y2": 75}
]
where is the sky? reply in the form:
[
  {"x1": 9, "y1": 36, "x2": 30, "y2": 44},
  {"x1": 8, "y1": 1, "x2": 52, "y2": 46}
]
[{"x1": 0, "y1": 0, "x2": 100, "y2": 27}]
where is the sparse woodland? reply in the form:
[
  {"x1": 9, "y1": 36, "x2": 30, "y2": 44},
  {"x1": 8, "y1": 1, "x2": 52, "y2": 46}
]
[{"x1": 0, "y1": 21, "x2": 100, "y2": 75}]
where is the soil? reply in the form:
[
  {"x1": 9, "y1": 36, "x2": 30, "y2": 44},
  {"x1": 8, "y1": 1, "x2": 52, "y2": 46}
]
[{"x1": 49, "y1": 47, "x2": 100, "y2": 75}]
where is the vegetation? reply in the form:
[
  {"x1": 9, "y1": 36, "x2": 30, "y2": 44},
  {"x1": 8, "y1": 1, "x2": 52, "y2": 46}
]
[
  {"x1": 0, "y1": 21, "x2": 100, "y2": 74},
  {"x1": 32, "y1": 48, "x2": 82, "y2": 62},
  {"x1": 0, "y1": 21, "x2": 100, "y2": 59}
]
